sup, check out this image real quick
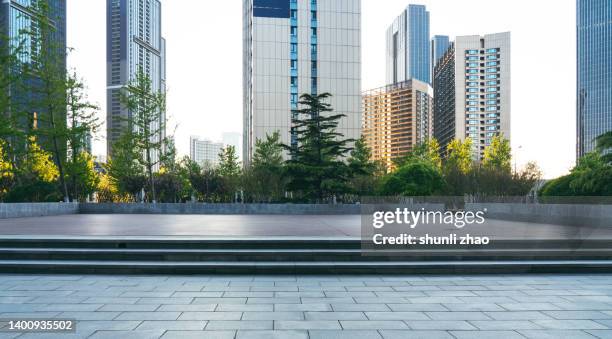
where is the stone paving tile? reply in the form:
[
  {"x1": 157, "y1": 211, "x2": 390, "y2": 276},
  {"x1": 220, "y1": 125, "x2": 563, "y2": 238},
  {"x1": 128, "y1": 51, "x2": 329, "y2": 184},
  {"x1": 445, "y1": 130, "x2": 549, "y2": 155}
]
[
  {"x1": 449, "y1": 330, "x2": 525, "y2": 339},
  {"x1": 364, "y1": 311, "x2": 428, "y2": 320},
  {"x1": 136, "y1": 320, "x2": 207, "y2": 330},
  {"x1": 57, "y1": 311, "x2": 120, "y2": 320},
  {"x1": 586, "y1": 330, "x2": 612, "y2": 338},
  {"x1": 178, "y1": 311, "x2": 243, "y2": 320},
  {"x1": 305, "y1": 311, "x2": 366, "y2": 320},
  {"x1": 217, "y1": 304, "x2": 273, "y2": 312},
  {"x1": 405, "y1": 320, "x2": 477, "y2": 330},
  {"x1": 484, "y1": 311, "x2": 553, "y2": 320},
  {"x1": 274, "y1": 303, "x2": 332, "y2": 311},
  {"x1": 206, "y1": 320, "x2": 273, "y2": 330},
  {"x1": 543, "y1": 310, "x2": 612, "y2": 320},
  {"x1": 115, "y1": 311, "x2": 181, "y2": 321},
  {"x1": 532, "y1": 319, "x2": 609, "y2": 330},
  {"x1": 309, "y1": 330, "x2": 382, "y2": 339},
  {"x1": 89, "y1": 330, "x2": 165, "y2": 339},
  {"x1": 379, "y1": 330, "x2": 453, "y2": 339},
  {"x1": 332, "y1": 304, "x2": 390, "y2": 311},
  {"x1": 386, "y1": 303, "x2": 448, "y2": 312},
  {"x1": 469, "y1": 320, "x2": 543, "y2": 330},
  {"x1": 442, "y1": 303, "x2": 504, "y2": 312},
  {"x1": 161, "y1": 331, "x2": 236, "y2": 339},
  {"x1": 99, "y1": 304, "x2": 160, "y2": 312},
  {"x1": 274, "y1": 320, "x2": 341, "y2": 330},
  {"x1": 236, "y1": 330, "x2": 309, "y2": 339},
  {"x1": 518, "y1": 329, "x2": 598, "y2": 339},
  {"x1": 243, "y1": 311, "x2": 304, "y2": 320}
]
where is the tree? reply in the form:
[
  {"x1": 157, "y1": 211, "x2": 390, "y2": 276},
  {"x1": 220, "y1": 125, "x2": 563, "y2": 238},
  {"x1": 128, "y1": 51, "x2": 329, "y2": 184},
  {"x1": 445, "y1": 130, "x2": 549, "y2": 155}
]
[
  {"x1": 64, "y1": 72, "x2": 100, "y2": 201},
  {"x1": 442, "y1": 138, "x2": 473, "y2": 195},
  {"x1": 347, "y1": 136, "x2": 381, "y2": 196},
  {"x1": 186, "y1": 160, "x2": 223, "y2": 203},
  {"x1": 394, "y1": 138, "x2": 442, "y2": 170},
  {"x1": 595, "y1": 131, "x2": 612, "y2": 164},
  {"x1": 540, "y1": 152, "x2": 612, "y2": 197},
  {"x1": 65, "y1": 152, "x2": 99, "y2": 202},
  {"x1": 24, "y1": 0, "x2": 71, "y2": 202},
  {"x1": 379, "y1": 161, "x2": 444, "y2": 196},
  {"x1": 283, "y1": 93, "x2": 354, "y2": 202},
  {"x1": 120, "y1": 69, "x2": 169, "y2": 203},
  {"x1": 217, "y1": 145, "x2": 241, "y2": 202},
  {"x1": 106, "y1": 133, "x2": 146, "y2": 201},
  {"x1": 244, "y1": 132, "x2": 286, "y2": 202},
  {"x1": 482, "y1": 136, "x2": 512, "y2": 172},
  {"x1": 0, "y1": 142, "x2": 14, "y2": 200}
]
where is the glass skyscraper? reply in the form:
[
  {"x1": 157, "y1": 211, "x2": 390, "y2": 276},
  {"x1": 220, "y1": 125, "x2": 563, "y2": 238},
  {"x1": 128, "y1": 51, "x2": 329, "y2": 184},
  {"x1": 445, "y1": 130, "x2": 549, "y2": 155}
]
[
  {"x1": 577, "y1": 0, "x2": 612, "y2": 158},
  {"x1": 386, "y1": 4, "x2": 430, "y2": 84},
  {"x1": 432, "y1": 35, "x2": 450, "y2": 68},
  {"x1": 106, "y1": 0, "x2": 166, "y2": 158},
  {"x1": 243, "y1": 0, "x2": 362, "y2": 164}
]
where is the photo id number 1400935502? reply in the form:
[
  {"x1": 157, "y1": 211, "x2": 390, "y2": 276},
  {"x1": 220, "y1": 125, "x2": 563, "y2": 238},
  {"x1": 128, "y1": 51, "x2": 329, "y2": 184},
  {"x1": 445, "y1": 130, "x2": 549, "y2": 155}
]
[{"x1": 0, "y1": 319, "x2": 76, "y2": 333}]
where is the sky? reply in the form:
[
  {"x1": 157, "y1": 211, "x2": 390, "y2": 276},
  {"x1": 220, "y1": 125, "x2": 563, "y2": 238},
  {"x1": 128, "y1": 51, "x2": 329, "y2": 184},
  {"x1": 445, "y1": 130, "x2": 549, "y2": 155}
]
[{"x1": 67, "y1": 0, "x2": 577, "y2": 179}]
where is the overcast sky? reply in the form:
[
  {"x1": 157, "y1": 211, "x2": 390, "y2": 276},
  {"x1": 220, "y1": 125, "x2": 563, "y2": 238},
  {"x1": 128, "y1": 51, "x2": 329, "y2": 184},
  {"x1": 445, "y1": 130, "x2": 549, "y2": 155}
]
[{"x1": 67, "y1": 0, "x2": 576, "y2": 178}]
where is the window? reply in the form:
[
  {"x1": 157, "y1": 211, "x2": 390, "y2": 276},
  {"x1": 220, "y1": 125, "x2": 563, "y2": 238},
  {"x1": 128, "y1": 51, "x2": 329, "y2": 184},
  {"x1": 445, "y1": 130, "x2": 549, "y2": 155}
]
[
  {"x1": 291, "y1": 60, "x2": 297, "y2": 69},
  {"x1": 486, "y1": 93, "x2": 497, "y2": 98},
  {"x1": 467, "y1": 69, "x2": 479, "y2": 74},
  {"x1": 486, "y1": 48, "x2": 498, "y2": 53},
  {"x1": 486, "y1": 80, "x2": 498, "y2": 85},
  {"x1": 487, "y1": 55, "x2": 497, "y2": 60},
  {"x1": 467, "y1": 49, "x2": 479, "y2": 55},
  {"x1": 486, "y1": 100, "x2": 497, "y2": 105},
  {"x1": 468, "y1": 75, "x2": 479, "y2": 80},
  {"x1": 468, "y1": 107, "x2": 478, "y2": 112},
  {"x1": 290, "y1": 10, "x2": 297, "y2": 19},
  {"x1": 486, "y1": 61, "x2": 498, "y2": 66},
  {"x1": 467, "y1": 82, "x2": 478, "y2": 87},
  {"x1": 291, "y1": 43, "x2": 297, "y2": 53},
  {"x1": 486, "y1": 68, "x2": 498, "y2": 73},
  {"x1": 486, "y1": 132, "x2": 497, "y2": 137},
  {"x1": 468, "y1": 114, "x2": 479, "y2": 118},
  {"x1": 486, "y1": 126, "x2": 497, "y2": 131},
  {"x1": 487, "y1": 119, "x2": 499, "y2": 124},
  {"x1": 487, "y1": 87, "x2": 498, "y2": 92},
  {"x1": 291, "y1": 26, "x2": 297, "y2": 36},
  {"x1": 486, "y1": 107, "x2": 498, "y2": 112},
  {"x1": 486, "y1": 74, "x2": 498, "y2": 79},
  {"x1": 468, "y1": 127, "x2": 478, "y2": 131},
  {"x1": 467, "y1": 94, "x2": 478, "y2": 99},
  {"x1": 468, "y1": 120, "x2": 479, "y2": 124},
  {"x1": 468, "y1": 88, "x2": 479, "y2": 93},
  {"x1": 467, "y1": 56, "x2": 479, "y2": 61},
  {"x1": 467, "y1": 101, "x2": 478, "y2": 106},
  {"x1": 486, "y1": 113, "x2": 498, "y2": 118},
  {"x1": 467, "y1": 63, "x2": 478, "y2": 68}
]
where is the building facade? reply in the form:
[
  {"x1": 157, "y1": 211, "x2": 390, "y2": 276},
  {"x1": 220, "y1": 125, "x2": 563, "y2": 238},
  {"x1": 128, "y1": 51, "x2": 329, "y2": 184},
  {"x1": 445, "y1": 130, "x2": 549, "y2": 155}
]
[
  {"x1": 433, "y1": 32, "x2": 511, "y2": 161},
  {"x1": 363, "y1": 79, "x2": 433, "y2": 171},
  {"x1": 243, "y1": 0, "x2": 362, "y2": 164},
  {"x1": 106, "y1": 0, "x2": 166, "y2": 158},
  {"x1": 0, "y1": 0, "x2": 67, "y2": 130},
  {"x1": 431, "y1": 35, "x2": 450, "y2": 75},
  {"x1": 190, "y1": 137, "x2": 225, "y2": 168},
  {"x1": 577, "y1": 0, "x2": 612, "y2": 158},
  {"x1": 386, "y1": 4, "x2": 430, "y2": 85}
]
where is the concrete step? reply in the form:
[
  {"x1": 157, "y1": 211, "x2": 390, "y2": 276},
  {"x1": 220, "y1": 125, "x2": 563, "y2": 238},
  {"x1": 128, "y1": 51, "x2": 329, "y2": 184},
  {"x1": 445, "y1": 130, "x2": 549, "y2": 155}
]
[
  {"x1": 2, "y1": 247, "x2": 612, "y2": 262},
  {"x1": 0, "y1": 259, "x2": 611, "y2": 274}
]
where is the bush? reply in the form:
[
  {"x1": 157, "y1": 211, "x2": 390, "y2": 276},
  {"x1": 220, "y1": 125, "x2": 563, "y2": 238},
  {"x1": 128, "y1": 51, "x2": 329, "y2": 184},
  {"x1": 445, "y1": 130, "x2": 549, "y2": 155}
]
[{"x1": 379, "y1": 161, "x2": 444, "y2": 196}]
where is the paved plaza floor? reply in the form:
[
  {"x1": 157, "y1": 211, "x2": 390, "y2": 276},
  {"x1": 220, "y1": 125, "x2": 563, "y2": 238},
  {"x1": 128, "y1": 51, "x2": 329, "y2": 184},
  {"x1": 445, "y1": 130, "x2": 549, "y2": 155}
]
[
  {"x1": 0, "y1": 274, "x2": 611, "y2": 338},
  {"x1": 0, "y1": 214, "x2": 610, "y2": 240}
]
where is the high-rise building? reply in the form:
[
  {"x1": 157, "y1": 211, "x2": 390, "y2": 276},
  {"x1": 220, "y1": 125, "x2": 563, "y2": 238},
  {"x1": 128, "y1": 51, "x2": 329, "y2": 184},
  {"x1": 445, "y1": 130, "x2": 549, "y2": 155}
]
[
  {"x1": 190, "y1": 137, "x2": 225, "y2": 168},
  {"x1": 577, "y1": 0, "x2": 612, "y2": 159},
  {"x1": 106, "y1": 0, "x2": 166, "y2": 158},
  {"x1": 433, "y1": 32, "x2": 511, "y2": 161},
  {"x1": 431, "y1": 35, "x2": 450, "y2": 74},
  {"x1": 0, "y1": 0, "x2": 67, "y2": 128},
  {"x1": 243, "y1": 0, "x2": 362, "y2": 164},
  {"x1": 386, "y1": 4, "x2": 430, "y2": 85},
  {"x1": 363, "y1": 79, "x2": 433, "y2": 171}
]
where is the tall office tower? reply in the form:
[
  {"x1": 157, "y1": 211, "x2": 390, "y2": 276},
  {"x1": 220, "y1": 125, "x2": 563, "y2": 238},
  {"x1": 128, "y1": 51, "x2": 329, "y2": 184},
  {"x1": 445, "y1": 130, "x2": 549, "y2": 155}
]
[
  {"x1": 106, "y1": 0, "x2": 166, "y2": 159},
  {"x1": 243, "y1": 0, "x2": 362, "y2": 164},
  {"x1": 0, "y1": 0, "x2": 67, "y2": 126},
  {"x1": 362, "y1": 79, "x2": 433, "y2": 171},
  {"x1": 433, "y1": 33, "x2": 511, "y2": 161},
  {"x1": 577, "y1": 0, "x2": 612, "y2": 159},
  {"x1": 189, "y1": 136, "x2": 225, "y2": 168},
  {"x1": 386, "y1": 4, "x2": 430, "y2": 85},
  {"x1": 431, "y1": 35, "x2": 450, "y2": 74}
]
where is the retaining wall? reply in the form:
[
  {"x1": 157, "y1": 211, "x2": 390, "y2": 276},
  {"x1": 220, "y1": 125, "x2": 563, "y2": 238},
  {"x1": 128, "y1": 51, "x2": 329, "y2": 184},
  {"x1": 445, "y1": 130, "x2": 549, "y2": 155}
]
[
  {"x1": 79, "y1": 203, "x2": 363, "y2": 215},
  {"x1": 466, "y1": 203, "x2": 612, "y2": 228},
  {"x1": 0, "y1": 203, "x2": 79, "y2": 219}
]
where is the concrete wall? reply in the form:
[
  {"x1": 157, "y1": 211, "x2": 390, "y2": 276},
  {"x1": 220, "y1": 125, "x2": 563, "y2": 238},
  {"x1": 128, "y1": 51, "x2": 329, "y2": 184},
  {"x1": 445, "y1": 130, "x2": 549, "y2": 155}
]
[
  {"x1": 0, "y1": 203, "x2": 79, "y2": 219},
  {"x1": 79, "y1": 203, "x2": 363, "y2": 215},
  {"x1": 467, "y1": 203, "x2": 612, "y2": 228}
]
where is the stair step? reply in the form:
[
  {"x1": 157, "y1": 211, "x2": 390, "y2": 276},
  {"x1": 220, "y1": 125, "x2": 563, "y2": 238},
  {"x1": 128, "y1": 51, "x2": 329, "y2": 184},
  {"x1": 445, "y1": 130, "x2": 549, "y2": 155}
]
[{"x1": 0, "y1": 259, "x2": 611, "y2": 274}]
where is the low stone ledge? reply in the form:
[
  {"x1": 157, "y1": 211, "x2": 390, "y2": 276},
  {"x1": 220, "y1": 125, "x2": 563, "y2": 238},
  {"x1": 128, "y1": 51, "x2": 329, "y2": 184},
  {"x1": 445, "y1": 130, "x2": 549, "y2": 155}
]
[
  {"x1": 0, "y1": 203, "x2": 79, "y2": 219},
  {"x1": 467, "y1": 203, "x2": 612, "y2": 228},
  {"x1": 79, "y1": 203, "x2": 363, "y2": 215}
]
